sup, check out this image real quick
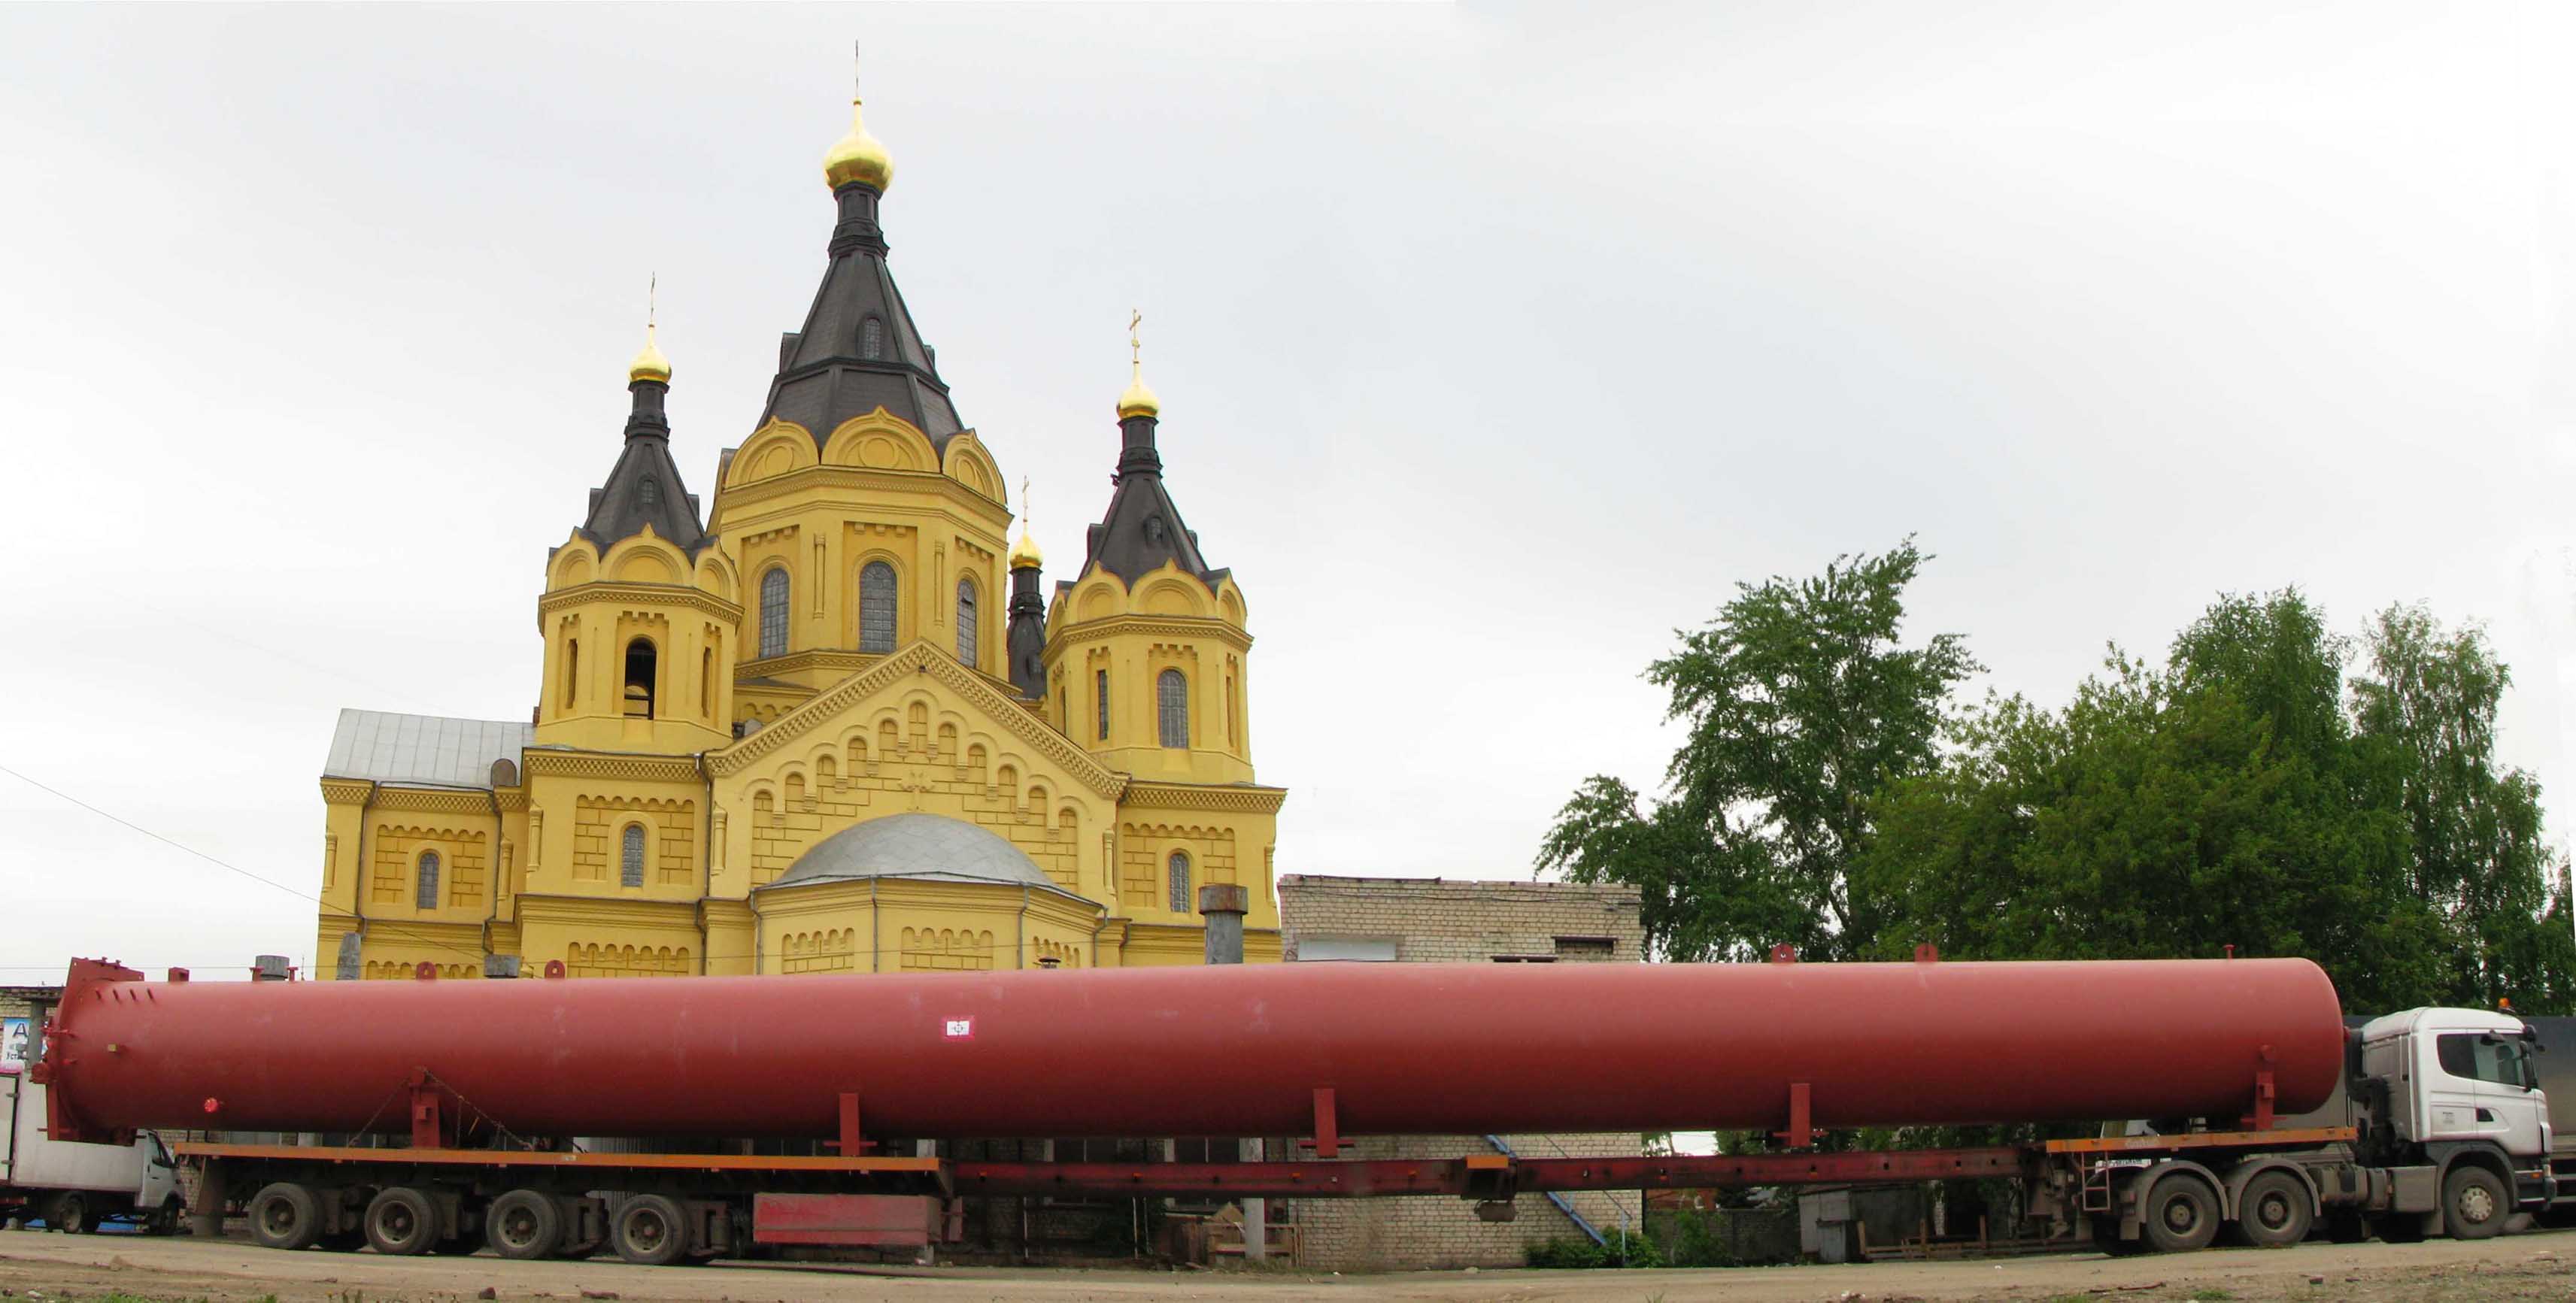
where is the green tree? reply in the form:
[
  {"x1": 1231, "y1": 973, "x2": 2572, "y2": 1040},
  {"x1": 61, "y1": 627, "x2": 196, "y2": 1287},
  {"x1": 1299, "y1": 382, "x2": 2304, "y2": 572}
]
[
  {"x1": 2350, "y1": 605, "x2": 2576, "y2": 1009},
  {"x1": 1537, "y1": 539, "x2": 1977, "y2": 960},
  {"x1": 1861, "y1": 591, "x2": 2574, "y2": 1014}
]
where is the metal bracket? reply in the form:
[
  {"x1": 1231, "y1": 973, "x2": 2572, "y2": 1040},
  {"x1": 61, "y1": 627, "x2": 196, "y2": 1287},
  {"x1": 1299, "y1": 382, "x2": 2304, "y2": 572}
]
[{"x1": 1311, "y1": 1086, "x2": 1340, "y2": 1159}]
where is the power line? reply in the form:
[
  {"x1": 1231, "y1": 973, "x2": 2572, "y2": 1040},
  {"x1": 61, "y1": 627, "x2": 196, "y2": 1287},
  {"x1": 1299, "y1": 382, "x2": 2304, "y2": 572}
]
[{"x1": 0, "y1": 760, "x2": 492, "y2": 968}]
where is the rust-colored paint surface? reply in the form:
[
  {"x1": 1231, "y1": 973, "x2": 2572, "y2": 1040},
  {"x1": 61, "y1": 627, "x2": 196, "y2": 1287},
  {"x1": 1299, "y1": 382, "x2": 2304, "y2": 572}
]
[{"x1": 41, "y1": 956, "x2": 2343, "y2": 1141}]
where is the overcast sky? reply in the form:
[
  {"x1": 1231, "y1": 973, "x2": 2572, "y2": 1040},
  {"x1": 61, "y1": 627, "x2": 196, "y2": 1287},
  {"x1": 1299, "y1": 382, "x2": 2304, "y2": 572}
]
[{"x1": 2, "y1": 2, "x2": 2571, "y2": 980}]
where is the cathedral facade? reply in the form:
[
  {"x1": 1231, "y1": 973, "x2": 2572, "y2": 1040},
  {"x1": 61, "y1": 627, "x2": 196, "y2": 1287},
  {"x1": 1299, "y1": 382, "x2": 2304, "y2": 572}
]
[{"x1": 312, "y1": 93, "x2": 1283, "y2": 979}]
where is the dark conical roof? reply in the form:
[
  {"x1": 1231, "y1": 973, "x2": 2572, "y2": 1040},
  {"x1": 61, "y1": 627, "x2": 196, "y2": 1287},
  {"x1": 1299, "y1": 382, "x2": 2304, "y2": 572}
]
[
  {"x1": 1081, "y1": 412, "x2": 1227, "y2": 588},
  {"x1": 578, "y1": 378, "x2": 709, "y2": 556},
  {"x1": 758, "y1": 184, "x2": 965, "y2": 450}
]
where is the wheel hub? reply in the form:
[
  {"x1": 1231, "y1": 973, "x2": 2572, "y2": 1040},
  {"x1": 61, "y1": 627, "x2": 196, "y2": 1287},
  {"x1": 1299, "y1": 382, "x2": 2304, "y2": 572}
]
[{"x1": 2459, "y1": 1184, "x2": 2496, "y2": 1223}]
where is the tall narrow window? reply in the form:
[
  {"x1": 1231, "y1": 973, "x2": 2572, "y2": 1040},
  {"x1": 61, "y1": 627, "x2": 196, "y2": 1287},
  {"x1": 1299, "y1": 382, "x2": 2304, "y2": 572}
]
[
  {"x1": 638, "y1": 476, "x2": 661, "y2": 508},
  {"x1": 1158, "y1": 668, "x2": 1189, "y2": 748},
  {"x1": 699, "y1": 646, "x2": 715, "y2": 718},
  {"x1": 1167, "y1": 851, "x2": 1192, "y2": 914},
  {"x1": 620, "y1": 825, "x2": 646, "y2": 889},
  {"x1": 758, "y1": 568, "x2": 789, "y2": 659},
  {"x1": 859, "y1": 561, "x2": 898, "y2": 653},
  {"x1": 955, "y1": 577, "x2": 979, "y2": 667},
  {"x1": 1094, "y1": 669, "x2": 1109, "y2": 741},
  {"x1": 860, "y1": 317, "x2": 885, "y2": 359},
  {"x1": 561, "y1": 638, "x2": 579, "y2": 711},
  {"x1": 415, "y1": 850, "x2": 441, "y2": 911},
  {"x1": 623, "y1": 638, "x2": 657, "y2": 718}
]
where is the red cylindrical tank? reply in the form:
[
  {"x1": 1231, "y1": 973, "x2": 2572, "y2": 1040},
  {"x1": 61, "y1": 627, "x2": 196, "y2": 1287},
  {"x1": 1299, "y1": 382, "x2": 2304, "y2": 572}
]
[{"x1": 40, "y1": 956, "x2": 2343, "y2": 1141}]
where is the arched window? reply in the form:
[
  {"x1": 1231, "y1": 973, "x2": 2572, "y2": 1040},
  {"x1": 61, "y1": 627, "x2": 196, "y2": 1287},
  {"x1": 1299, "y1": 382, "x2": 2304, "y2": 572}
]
[
  {"x1": 638, "y1": 476, "x2": 661, "y2": 508},
  {"x1": 1168, "y1": 851, "x2": 1192, "y2": 914},
  {"x1": 415, "y1": 850, "x2": 441, "y2": 911},
  {"x1": 620, "y1": 825, "x2": 646, "y2": 889},
  {"x1": 1094, "y1": 669, "x2": 1110, "y2": 741},
  {"x1": 758, "y1": 568, "x2": 790, "y2": 659},
  {"x1": 954, "y1": 577, "x2": 979, "y2": 666},
  {"x1": 699, "y1": 647, "x2": 714, "y2": 717},
  {"x1": 860, "y1": 317, "x2": 885, "y2": 360},
  {"x1": 1157, "y1": 668, "x2": 1189, "y2": 748},
  {"x1": 623, "y1": 638, "x2": 657, "y2": 718},
  {"x1": 859, "y1": 561, "x2": 898, "y2": 653},
  {"x1": 560, "y1": 637, "x2": 578, "y2": 711}
]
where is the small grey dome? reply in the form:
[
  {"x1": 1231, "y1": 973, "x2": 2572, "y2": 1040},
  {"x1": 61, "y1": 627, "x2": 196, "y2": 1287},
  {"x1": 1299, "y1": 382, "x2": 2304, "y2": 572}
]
[{"x1": 765, "y1": 813, "x2": 1054, "y2": 891}]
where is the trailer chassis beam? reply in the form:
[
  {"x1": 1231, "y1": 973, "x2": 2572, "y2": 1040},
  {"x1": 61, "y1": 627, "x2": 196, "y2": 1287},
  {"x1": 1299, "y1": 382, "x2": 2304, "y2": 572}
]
[{"x1": 951, "y1": 1146, "x2": 2034, "y2": 1200}]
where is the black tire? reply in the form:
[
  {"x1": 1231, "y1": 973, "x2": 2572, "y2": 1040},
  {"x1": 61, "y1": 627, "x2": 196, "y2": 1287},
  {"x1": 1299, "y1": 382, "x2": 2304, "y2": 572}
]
[
  {"x1": 2442, "y1": 1165, "x2": 2509, "y2": 1241},
  {"x1": 2229, "y1": 1170, "x2": 2314, "y2": 1248},
  {"x1": 2142, "y1": 1174, "x2": 2220, "y2": 1253},
  {"x1": 47, "y1": 1192, "x2": 94, "y2": 1235},
  {"x1": 364, "y1": 1186, "x2": 443, "y2": 1256},
  {"x1": 247, "y1": 1182, "x2": 325, "y2": 1251},
  {"x1": 609, "y1": 1194, "x2": 690, "y2": 1267},
  {"x1": 487, "y1": 1190, "x2": 563, "y2": 1261}
]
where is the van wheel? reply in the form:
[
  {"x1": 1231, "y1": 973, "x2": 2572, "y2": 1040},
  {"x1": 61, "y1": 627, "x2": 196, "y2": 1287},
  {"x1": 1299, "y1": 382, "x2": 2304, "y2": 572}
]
[
  {"x1": 2229, "y1": 1170, "x2": 2314, "y2": 1247},
  {"x1": 2142, "y1": 1175, "x2": 2219, "y2": 1253},
  {"x1": 47, "y1": 1192, "x2": 94, "y2": 1235},
  {"x1": 247, "y1": 1182, "x2": 324, "y2": 1250},
  {"x1": 364, "y1": 1186, "x2": 442, "y2": 1256},
  {"x1": 487, "y1": 1189, "x2": 564, "y2": 1260},
  {"x1": 609, "y1": 1194, "x2": 690, "y2": 1266},
  {"x1": 2443, "y1": 1165, "x2": 2508, "y2": 1241}
]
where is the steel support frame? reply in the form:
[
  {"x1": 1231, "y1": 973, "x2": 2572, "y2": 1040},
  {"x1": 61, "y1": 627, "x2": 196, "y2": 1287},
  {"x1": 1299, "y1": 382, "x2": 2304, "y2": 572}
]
[{"x1": 951, "y1": 1147, "x2": 2032, "y2": 1201}]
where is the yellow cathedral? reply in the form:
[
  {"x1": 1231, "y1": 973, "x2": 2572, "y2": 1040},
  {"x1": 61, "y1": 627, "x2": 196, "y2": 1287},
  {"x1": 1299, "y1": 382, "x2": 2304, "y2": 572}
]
[{"x1": 312, "y1": 92, "x2": 1283, "y2": 980}]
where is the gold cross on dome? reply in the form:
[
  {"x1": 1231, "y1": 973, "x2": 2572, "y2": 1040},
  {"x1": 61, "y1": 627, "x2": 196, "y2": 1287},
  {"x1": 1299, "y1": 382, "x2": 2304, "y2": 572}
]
[{"x1": 1129, "y1": 309, "x2": 1142, "y2": 367}]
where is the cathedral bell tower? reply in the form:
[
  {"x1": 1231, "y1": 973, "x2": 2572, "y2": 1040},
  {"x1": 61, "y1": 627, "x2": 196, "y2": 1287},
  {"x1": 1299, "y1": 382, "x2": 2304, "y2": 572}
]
[
  {"x1": 534, "y1": 323, "x2": 741, "y2": 753},
  {"x1": 1043, "y1": 335, "x2": 1256, "y2": 783}
]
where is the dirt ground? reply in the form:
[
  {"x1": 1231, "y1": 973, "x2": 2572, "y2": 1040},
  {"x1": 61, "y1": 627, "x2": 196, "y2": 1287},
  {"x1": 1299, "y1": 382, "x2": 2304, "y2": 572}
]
[{"x1": 0, "y1": 1227, "x2": 2568, "y2": 1303}]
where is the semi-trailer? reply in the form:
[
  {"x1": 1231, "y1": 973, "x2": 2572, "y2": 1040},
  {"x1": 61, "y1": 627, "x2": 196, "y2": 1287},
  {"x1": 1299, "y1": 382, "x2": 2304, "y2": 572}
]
[{"x1": 19, "y1": 953, "x2": 2560, "y2": 1262}]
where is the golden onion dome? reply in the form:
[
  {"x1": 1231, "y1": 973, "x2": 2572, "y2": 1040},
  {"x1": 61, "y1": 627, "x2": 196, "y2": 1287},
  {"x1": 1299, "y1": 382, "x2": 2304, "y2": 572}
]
[
  {"x1": 823, "y1": 98, "x2": 893, "y2": 192},
  {"x1": 1116, "y1": 362, "x2": 1161, "y2": 420},
  {"x1": 1008, "y1": 527, "x2": 1044, "y2": 571},
  {"x1": 629, "y1": 323, "x2": 672, "y2": 385}
]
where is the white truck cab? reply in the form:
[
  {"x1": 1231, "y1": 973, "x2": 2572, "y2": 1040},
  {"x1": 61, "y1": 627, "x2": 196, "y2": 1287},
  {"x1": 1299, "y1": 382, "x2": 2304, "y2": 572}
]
[{"x1": 2360, "y1": 1008, "x2": 2550, "y2": 1159}]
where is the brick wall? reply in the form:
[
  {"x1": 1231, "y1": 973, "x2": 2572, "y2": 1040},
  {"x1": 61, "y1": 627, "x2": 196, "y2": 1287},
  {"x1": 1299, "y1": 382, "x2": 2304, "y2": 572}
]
[{"x1": 1275, "y1": 875, "x2": 1647, "y2": 1271}]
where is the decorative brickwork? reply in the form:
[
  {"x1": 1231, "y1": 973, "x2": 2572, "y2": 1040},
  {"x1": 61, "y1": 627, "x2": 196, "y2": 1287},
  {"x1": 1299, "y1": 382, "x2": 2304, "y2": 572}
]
[
  {"x1": 572, "y1": 796, "x2": 694, "y2": 885},
  {"x1": 370, "y1": 825, "x2": 487, "y2": 911},
  {"x1": 898, "y1": 926, "x2": 994, "y2": 971},
  {"x1": 1276, "y1": 874, "x2": 1648, "y2": 1271},
  {"x1": 744, "y1": 721, "x2": 1079, "y2": 890},
  {"x1": 563, "y1": 942, "x2": 691, "y2": 977}
]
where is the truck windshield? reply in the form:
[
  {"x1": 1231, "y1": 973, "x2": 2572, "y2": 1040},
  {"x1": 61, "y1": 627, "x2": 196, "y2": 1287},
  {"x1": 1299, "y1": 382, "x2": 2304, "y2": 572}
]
[{"x1": 2436, "y1": 1032, "x2": 2532, "y2": 1089}]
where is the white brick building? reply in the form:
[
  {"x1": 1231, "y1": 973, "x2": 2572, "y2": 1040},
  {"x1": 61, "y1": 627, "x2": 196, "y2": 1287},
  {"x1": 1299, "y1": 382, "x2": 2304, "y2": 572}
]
[{"x1": 1276, "y1": 874, "x2": 1647, "y2": 1271}]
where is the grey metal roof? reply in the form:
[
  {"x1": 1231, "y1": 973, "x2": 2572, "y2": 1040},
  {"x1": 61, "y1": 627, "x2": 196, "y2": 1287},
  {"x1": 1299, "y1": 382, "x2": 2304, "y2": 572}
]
[
  {"x1": 763, "y1": 813, "x2": 1054, "y2": 892},
  {"x1": 323, "y1": 709, "x2": 532, "y2": 789}
]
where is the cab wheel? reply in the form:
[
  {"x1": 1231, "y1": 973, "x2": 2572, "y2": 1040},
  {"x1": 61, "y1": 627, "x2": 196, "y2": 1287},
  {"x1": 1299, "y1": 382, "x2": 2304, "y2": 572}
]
[
  {"x1": 2142, "y1": 1175, "x2": 2219, "y2": 1253},
  {"x1": 2229, "y1": 1170, "x2": 2314, "y2": 1248},
  {"x1": 2443, "y1": 1165, "x2": 2509, "y2": 1241}
]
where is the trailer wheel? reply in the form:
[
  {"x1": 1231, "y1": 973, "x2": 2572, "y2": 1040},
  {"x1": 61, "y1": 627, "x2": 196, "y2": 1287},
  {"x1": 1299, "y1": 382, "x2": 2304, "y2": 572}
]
[
  {"x1": 365, "y1": 1186, "x2": 443, "y2": 1256},
  {"x1": 2228, "y1": 1170, "x2": 2312, "y2": 1248},
  {"x1": 247, "y1": 1182, "x2": 325, "y2": 1251},
  {"x1": 609, "y1": 1194, "x2": 689, "y2": 1266},
  {"x1": 46, "y1": 1192, "x2": 94, "y2": 1235},
  {"x1": 2141, "y1": 1174, "x2": 2219, "y2": 1253},
  {"x1": 487, "y1": 1189, "x2": 564, "y2": 1260},
  {"x1": 2442, "y1": 1165, "x2": 2508, "y2": 1241}
]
